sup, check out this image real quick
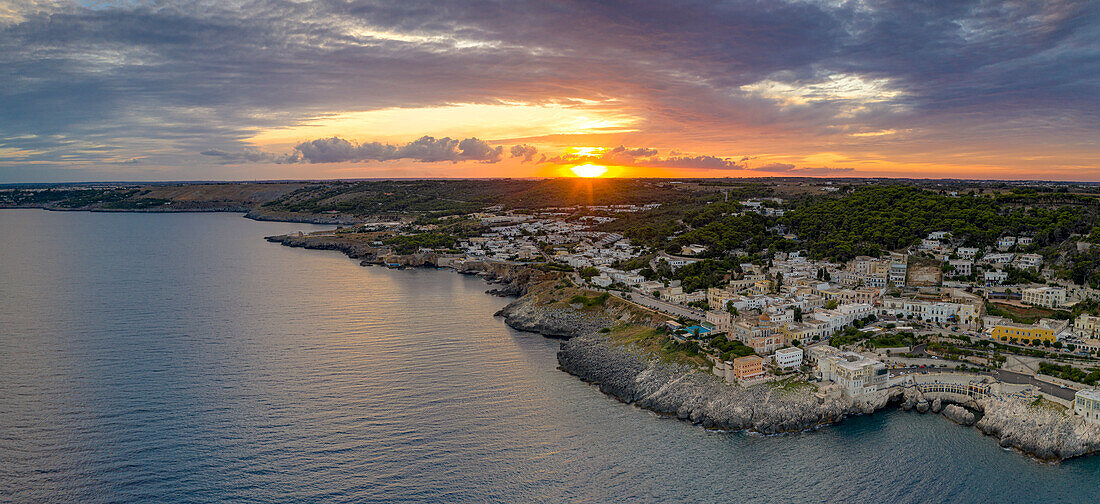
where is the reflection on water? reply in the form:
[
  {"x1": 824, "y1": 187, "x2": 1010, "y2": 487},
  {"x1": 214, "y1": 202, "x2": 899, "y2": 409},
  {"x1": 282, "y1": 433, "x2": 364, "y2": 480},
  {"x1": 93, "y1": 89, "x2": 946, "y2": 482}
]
[{"x1": 1, "y1": 210, "x2": 1097, "y2": 503}]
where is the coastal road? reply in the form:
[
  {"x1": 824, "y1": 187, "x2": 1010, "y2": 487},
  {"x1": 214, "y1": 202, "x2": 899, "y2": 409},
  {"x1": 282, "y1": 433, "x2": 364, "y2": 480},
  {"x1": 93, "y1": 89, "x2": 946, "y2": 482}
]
[
  {"x1": 628, "y1": 290, "x2": 705, "y2": 321},
  {"x1": 992, "y1": 370, "x2": 1078, "y2": 401}
]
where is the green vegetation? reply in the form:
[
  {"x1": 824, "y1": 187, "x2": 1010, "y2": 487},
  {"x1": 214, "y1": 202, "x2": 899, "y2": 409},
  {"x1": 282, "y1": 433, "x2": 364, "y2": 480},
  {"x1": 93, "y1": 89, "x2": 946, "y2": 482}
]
[
  {"x1": 605, "y1": 324, "x2": 709, "y2": 368},
  {"x1": 537, "y1": 262, "x2": 574, "y2": 273},
  {"x1": 1039, "y1": 362, "x2": 1100, "y2": 386},
  {"x1": 383, "y1": 233, "x2": 458, "y2": 254},
  {"x1": 569, "y1": 293, "x2": 611, "y2": 307},
  {"x1": 262, "y1": 179, "x2": 695, "y2": 218},
  {"x1": 781, "y1": 186, "x2": 1098, "y2": 261},
  {"x1": 767, "y1": 377, "x2": 815, "y2": 396},
  {"x1": 673, "y1": 212, "x2": 793, "y2": 257},
  {"x1": 870, "y1": 331, "x2": 920, "y2": 348},
  {"x1": 984, "y1": 301, "x2": 1071, "y2": 325},
  {"x1": 1003, "y1": 265, "x2": 1042, "y2": 284},
  {"x1": 708, "y1": 334, "x2": 756, "y2": 361},
  {"x1": 664, "y1": 257, "x2": 747, "y2": 293}
]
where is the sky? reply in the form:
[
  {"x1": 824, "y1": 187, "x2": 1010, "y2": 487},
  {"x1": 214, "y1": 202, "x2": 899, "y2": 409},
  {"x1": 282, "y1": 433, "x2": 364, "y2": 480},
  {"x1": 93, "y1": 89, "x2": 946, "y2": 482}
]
[{"x1": 1, "y1": 0, "x2": 1098, "y2": 182}]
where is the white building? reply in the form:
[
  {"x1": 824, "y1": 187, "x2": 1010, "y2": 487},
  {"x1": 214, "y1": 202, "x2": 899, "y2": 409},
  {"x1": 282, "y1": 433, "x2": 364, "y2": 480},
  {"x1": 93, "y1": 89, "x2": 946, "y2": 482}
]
[
  {"x1": 984, "y1": 270, "x2": 1008, "y2": 286},
  {"x1": 1017, "y1": 253, "x2": 1043, "y2": 270},
  {"x1": 888, "y1": 253, "x2": 908, "y2": 287},
  {"x1": 774, "y1": 346, "x2": 804, "y2": 369},
  {"x1": 984, "y1": 253, "x2": 1014, "y2": 265},
  {"x1": 807, "y1": 345, "x2": 887, "y2": 398},
  {"x1": 1022, "y1": 286, "x2": 1066, "y2": 308},
  {"x1": 957, "y1": 247, "x2": 980, "y2": 260},
  {"x1": 997, "y1": 236, "x2": 1017, "y2": 251},
  {"x1": 1075, "y1": 315, "x2": 1100, "y2": 339},
  {"x1": 948, "y1": 259, "x2": 972, "y2": 277}
]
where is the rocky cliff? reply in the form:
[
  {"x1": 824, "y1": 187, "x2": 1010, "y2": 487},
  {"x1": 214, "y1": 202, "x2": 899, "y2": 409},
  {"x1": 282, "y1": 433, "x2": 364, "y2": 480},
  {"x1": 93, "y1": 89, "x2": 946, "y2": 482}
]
[
  {"x1": 556, "y1": 334, "x2": 886, "y2": 434},
  {"x1": 975, "y1": 397, "x2": 1100, "y2": 461},
  {"x1": 265, "y1": 233, "x2": 382, "y2": 261},
  {"x1": 494, "y1": 294, "x2": 616, "y2": 338}
]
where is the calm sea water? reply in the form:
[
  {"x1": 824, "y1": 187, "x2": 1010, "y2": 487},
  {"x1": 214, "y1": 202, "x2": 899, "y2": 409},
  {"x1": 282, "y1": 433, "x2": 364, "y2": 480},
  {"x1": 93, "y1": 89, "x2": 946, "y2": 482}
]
[{"x1": 1, "y1": 210, "x2": 1098, "y2": 503}]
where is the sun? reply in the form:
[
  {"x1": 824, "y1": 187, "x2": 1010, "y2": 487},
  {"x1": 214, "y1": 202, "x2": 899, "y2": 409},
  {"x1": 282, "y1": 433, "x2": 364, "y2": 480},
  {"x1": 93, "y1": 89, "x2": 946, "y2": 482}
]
[{"x1": 571, "y1": 164, "x2": 608, "y2": 178}]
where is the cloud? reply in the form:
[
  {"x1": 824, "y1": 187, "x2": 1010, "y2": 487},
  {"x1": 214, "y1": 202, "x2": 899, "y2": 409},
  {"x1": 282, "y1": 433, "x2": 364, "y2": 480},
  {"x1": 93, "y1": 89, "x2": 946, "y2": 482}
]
[
  {"x1": 789, "y1": 166, "x2": 854, "y2": 175},
  {"x1": 201, "y1": 148, "x2": 299, "y2": 164},
  {"x1": 750, "y1": 162, "x2": 796, "y2": 172},
  {"x1": 747, "y1": 162, "x2": 853, "y2": 174},
  {"x1": 610, "y1": 146, "x2": 658, "y2": 157},
  {"x1": 208, "y1": 135, "x2": 505, "y2": 164},
  {"x1": 1, "y1": 0, "x2": 1098, "y2": 181},
  {"x1": 545, "y1": 146, "x2": 746, "y2": 170},
  {"x1": 639, "y1": 155, "x2": 744, "y2": 170},
  {"x1": 510, "y1": 144, "x2": 538, "y2": 162}
]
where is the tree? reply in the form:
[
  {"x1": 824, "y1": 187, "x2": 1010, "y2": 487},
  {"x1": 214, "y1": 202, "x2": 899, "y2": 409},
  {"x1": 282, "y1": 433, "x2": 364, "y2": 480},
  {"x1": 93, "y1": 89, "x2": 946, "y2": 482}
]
[
  {"x1": 793, "y1": 306, "x2": 803, "y2": 322},
  {"x1": 791, "y1": 339, "x2": 801, "y2": 347},
  {"x1": 578, "y1": 266, "x2": 599, "y2": 279},
  {"x1": 726, "y1": 300, "x2": 739, "y2": 316}
]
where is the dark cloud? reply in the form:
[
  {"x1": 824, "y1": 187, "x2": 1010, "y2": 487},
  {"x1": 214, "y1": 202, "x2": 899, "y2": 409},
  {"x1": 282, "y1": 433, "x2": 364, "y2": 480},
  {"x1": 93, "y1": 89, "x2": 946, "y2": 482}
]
[
  {"x1": 789, "y1": 166, "x2": 854, "y2": 175},
  {"x1": 201, "y1": 148, "x2": 298, "y2": 164},
  {"x1": 510, "y1": 144, "x2": 538, "y2": 162},
  {"x1": 545, "y1": 146, "x2": 746, "y2": 170},
  {"x1": 610, "y1": 146, "x2": 658, "y2": 157},
  {"x1": 748, "y1": 162, "x2": 853, "y2": 174},
  {"x1": 213, "y1": 135, "x2": 506, "y2": 164},
  {"x1": 750, "y1": 163, "x2": 797, "y2": 172},
  {"x1": 640, "y1": 155, "x2": 744, "y2": 170}
]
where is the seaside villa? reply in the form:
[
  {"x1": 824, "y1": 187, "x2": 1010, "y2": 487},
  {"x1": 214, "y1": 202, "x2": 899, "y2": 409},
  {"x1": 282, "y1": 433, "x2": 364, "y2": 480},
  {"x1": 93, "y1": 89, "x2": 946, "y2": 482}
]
[
  {"x1": 733, "y1": 355, "x2": 765, "y2": 381},
  {"x1": 1074, "y1": 389, "x2": 1100, "y2": 426}
]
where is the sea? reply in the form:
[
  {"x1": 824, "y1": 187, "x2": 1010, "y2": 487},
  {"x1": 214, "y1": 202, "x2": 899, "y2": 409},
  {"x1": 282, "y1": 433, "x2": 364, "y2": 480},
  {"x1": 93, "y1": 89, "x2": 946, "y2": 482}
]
[{"x1": 1, "y1": 210, "x2": 1097, "y2": 503}]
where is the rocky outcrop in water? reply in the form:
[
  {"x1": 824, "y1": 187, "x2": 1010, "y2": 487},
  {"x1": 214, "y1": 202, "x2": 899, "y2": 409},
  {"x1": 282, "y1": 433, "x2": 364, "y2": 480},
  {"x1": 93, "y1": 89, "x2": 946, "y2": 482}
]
[
  {"x1": 942, "y1": 404, "x2": 977, "y2": 426},
  {"x1": 556, "y1": 334, "x2": 891, "y2": 434},
  {"x1": 247, "y1": 208, "x2": 361, "y2": 225},
  {"x1": 975, "y1": 398, "x2": 1100, "y2": 461},
  {"x1": 265, "y1": 233, "x2": 380, "y2": 260}
]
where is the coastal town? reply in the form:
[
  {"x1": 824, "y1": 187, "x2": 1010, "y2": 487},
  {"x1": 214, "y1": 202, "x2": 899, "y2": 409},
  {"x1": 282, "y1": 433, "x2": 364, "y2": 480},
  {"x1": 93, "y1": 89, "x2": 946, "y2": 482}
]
[
  {"x1": 9, "y1": 178, "x2": 1100, "y2": 458},
  {"x1": 270, "y1": 184, "x2": 1100, "y2": 441}
]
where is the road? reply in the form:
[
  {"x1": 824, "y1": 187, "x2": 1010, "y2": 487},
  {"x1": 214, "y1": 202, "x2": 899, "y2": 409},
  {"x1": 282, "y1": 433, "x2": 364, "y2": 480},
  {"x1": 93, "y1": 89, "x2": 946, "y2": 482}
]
[
  {"x1": 992, "y1": 369, "x2": 1078, "y2": 401},
  {"x1": 628, "y1": 290, "x2": 705, "y2": 320}
]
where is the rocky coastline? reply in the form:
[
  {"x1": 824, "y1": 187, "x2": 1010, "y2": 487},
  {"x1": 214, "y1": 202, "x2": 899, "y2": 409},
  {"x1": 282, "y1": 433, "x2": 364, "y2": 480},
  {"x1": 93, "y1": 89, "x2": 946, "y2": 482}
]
[
  {"x1": 262, "y1": 230, "x2": 1100, "y2": 462},
  {"x1": 550, "y1": 332, "x2": 1100, "y2": 461}
]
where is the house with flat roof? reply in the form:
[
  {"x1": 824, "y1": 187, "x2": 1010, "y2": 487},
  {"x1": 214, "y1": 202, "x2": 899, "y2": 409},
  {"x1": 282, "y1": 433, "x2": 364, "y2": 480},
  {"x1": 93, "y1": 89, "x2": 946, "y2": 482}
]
[
  {"x1": 733, "y1": 355, "x2": 765, "y2": 381},
  {"x1": 1022, "y1": 286, "x2": 1066, "y2": 308},
  {"x1": 1074, "y1": 389, "x2": 1100, "y2": 425},
  {"x1": 774, "y1": 347, "x2": 803, "y2": 369}
]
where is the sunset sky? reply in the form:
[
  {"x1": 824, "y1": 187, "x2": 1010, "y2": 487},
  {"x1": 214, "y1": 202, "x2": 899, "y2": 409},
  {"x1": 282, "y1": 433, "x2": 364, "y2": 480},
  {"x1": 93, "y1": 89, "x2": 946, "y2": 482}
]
[{"x1": 1, "y1": 0, "x2": 1098, "y2": 182}]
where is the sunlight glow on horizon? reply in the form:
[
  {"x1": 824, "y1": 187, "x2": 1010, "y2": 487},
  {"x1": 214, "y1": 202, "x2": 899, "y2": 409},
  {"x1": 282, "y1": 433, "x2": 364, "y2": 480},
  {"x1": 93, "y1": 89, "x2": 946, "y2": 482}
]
[{"x1": 571, "y1": 164, "x2": 608, "y2": 177}]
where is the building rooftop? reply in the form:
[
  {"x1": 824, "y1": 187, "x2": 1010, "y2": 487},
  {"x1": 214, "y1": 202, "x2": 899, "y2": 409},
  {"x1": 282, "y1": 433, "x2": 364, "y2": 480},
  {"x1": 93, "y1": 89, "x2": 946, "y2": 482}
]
[{"x1": 1076, "y1": 388, "x2": 1100, "y2": 401}]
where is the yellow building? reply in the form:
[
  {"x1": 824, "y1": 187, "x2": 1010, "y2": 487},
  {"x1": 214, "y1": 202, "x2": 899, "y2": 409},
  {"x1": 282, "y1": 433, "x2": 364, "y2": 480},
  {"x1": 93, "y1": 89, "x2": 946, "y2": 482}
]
[
  {"x1": 733, "y1": 355, "x2": 765, "y2": 380},
  {"x1": 991, "y1": 319, "x2": 1069, "y2": 344}
]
